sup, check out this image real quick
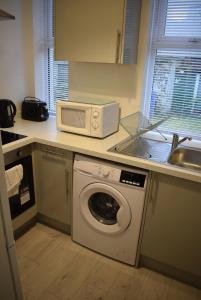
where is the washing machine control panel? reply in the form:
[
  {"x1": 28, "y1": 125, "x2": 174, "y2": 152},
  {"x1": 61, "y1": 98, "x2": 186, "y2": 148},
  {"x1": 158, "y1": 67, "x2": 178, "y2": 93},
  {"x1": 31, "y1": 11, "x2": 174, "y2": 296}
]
[
  {"x1": 74, "y1": 158, "x2": 146, "y2": 187},
  {"x1": 120, "y1": 170, "x2": 146, "y2": 188},
  {"x1": 99, "y1": 166, "x2": 120, "y2": 181}
]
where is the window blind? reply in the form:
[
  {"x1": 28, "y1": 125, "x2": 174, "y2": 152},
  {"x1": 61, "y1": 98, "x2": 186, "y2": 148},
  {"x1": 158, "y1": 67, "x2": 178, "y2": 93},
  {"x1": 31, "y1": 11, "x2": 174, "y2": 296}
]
[
  {"x1": 146, "y1": 0, "x2": 201, "y2": 140},
  {"x1": 165, "y1": 0, "x2": 201, "y2": 37},
  {"x1": 47, "y1": 0, "x2": 69, "y2": 113}
]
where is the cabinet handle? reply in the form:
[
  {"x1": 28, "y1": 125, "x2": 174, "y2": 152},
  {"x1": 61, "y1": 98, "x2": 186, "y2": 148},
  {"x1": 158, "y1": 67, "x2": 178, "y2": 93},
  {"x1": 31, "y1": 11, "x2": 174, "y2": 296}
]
[
  {"x1": 65, "y1": 170, "x2": 69, "y2": 196},
  {"x1": 115, "y1": 30, "x2": 121, "y2": 64},
  {"x1": 150, "y1": 173, "x2": 158, "y2": 214},
  {"x1": 145, "y1": 172, "x2": 154, "y2": 204}
]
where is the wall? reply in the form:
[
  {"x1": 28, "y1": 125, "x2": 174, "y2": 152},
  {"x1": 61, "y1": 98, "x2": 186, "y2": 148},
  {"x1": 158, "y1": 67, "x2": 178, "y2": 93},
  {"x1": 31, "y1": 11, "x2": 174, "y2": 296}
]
[
  {"x1": 0, "y1": 0, "x2": 34, "y2": 112},
  {"x1": 69, "y1": 63, "x2": 136, "y2": 117},
  {"x1": 69, "y1": 0, "x2": 151, "y2": 118}
]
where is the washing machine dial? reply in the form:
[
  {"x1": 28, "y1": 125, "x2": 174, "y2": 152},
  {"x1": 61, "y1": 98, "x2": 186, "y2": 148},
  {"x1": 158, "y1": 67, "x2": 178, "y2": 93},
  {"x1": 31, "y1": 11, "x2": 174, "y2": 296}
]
[{"x1": 101, "y1": 167, "x2": 110, "y2": 177}]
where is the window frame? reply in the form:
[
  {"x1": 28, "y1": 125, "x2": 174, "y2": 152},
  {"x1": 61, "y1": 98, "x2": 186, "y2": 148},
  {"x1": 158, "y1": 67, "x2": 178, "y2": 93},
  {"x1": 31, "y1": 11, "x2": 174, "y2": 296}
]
[
  {"x1": 32, "y1": 0, "x2": 49, "y2": 106},
  {"x1": 143, "y1": 0, "x2": 201, "y2": 142},
  {"x1": 32, "y1": 0, "x2": 68, "y2": 115}
]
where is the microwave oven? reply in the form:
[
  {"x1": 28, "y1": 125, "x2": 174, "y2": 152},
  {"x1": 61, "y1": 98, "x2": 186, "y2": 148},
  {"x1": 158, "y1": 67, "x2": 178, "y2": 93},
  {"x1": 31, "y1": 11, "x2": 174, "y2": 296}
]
[{"x1": 56, "y1": 99, "x2": 120, "y2": 138}]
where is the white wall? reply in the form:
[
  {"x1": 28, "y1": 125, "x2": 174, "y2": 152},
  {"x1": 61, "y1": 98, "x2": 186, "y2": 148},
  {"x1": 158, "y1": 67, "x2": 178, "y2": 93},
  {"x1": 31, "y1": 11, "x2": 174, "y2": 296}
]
[
  {"x1": 0, "y1": 0, "x2": 34, "y2": 112},
  {"x1": 69, "y1": 0, "x2": 151, "y2": 118},
  {"x1": 69, "y1": 63, "x2": 137, "y2": 117}
]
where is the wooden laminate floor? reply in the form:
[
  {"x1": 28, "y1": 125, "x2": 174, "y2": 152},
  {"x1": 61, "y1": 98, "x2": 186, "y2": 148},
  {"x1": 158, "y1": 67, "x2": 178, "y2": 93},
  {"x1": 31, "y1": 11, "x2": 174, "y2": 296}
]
[{"x1": 16, "y1": 223, "x2": 201, "y2": 300}]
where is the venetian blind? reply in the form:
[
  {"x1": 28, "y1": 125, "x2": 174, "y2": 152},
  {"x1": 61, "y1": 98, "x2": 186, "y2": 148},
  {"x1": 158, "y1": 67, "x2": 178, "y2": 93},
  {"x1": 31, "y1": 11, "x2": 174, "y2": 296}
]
[
  {"x1": 146, "y1": 0, "x2": 201, "y2": 139},
  {"x1": 165, "y1": 0, "x2": 201, "y2": 37}
]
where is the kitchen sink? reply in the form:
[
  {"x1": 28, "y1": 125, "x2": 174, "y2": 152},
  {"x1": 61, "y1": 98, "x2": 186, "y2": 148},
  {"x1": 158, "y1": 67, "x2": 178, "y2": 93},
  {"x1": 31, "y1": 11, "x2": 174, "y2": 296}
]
[
  {"x1": 168, "y1": 147, "x2": 201, "y2": 172},
  {"x1": 109, "y1": 137, "x2": 171, "y2": 163},
  {"x1": 109, "y1": 136, "x2": 201, "y2": 173}
]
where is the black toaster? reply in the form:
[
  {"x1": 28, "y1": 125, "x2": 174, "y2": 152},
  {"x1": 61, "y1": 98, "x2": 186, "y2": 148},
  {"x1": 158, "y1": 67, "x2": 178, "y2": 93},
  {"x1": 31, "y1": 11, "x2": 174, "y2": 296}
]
[{"x1": 21, "y1": 97, "x2": 49, "y2": 122}]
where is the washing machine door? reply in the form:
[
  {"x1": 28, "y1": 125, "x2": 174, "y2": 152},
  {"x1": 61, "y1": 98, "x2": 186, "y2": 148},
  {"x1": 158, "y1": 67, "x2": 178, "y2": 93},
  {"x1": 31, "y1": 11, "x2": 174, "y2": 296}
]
[{"x1": 79, "y1": 183, "x2": 131, "y2": 234}]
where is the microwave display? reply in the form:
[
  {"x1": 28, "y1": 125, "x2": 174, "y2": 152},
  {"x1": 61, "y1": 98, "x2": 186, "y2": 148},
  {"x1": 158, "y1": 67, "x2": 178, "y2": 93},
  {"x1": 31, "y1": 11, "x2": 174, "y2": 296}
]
[{"x1": 61, "y1": 108, "x2": 86, "y2": 128}]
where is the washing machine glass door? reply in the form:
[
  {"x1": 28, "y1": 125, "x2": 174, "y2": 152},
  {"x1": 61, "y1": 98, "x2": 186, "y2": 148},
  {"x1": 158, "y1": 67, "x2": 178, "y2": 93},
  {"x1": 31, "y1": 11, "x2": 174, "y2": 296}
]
[{"x1": 79, "y1": 183, "x2": 131, "y2": 234}]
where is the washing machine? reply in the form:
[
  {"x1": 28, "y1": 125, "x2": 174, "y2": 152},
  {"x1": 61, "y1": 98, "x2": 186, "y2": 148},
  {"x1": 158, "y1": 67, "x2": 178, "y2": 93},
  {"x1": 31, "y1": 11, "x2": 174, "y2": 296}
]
[{"x1": 72, "y1": 154, "x2": 148, "y2": 265}]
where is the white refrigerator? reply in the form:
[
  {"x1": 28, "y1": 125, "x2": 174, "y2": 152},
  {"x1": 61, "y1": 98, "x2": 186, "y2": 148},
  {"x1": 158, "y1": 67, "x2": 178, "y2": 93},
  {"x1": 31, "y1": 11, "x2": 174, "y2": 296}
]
[{"x1": 0, "y1": 142, "x2": 23, "y2": 300}]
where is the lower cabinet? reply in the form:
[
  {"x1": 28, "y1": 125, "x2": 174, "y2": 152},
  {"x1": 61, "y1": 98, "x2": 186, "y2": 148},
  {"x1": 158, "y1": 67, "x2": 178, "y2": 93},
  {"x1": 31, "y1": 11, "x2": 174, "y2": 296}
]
[
  {"x1": 34, "y1": 144, "x2": 73, "y2": 233},
  {"x1": 141, "y1": 172, "x2": 201, "y2": 287}
]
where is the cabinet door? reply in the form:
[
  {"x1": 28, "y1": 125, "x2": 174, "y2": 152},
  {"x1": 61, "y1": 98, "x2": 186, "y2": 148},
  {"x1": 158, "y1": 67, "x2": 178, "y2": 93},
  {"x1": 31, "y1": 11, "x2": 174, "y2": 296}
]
[
  {"x1": 35, "y1": 146, "x2": 72, "y2": 231},
  {"x1": 141, "y1": 173, "x2": 201, "y2": 278},
  {"x1": 55, "y1": 0, "x2": 125, "y2": 63}
]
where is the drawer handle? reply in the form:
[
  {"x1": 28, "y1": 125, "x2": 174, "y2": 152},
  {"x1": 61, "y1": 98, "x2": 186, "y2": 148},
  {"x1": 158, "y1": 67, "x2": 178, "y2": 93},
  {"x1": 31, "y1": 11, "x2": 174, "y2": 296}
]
[{"x1": 42, "y1": 149, "x2": 65, "y2": 157}]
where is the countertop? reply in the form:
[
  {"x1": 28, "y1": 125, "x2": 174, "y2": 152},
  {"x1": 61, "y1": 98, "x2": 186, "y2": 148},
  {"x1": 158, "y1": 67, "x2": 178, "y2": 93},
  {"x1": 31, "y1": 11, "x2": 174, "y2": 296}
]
[{"x1": 2, "y1": 116, "x2": 201, "y2": 183}]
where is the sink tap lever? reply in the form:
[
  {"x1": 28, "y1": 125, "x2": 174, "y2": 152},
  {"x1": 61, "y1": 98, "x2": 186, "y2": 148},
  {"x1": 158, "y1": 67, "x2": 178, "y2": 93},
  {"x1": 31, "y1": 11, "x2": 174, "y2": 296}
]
[{"x1": 171, "y1": 133, "x2": 192, "y2": 152}]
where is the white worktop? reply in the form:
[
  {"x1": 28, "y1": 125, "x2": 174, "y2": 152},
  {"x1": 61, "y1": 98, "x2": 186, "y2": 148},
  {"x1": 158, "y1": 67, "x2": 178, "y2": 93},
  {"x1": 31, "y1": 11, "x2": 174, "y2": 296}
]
[{"x1": 2, "y1": 116, "x2": 201, "y2": 183}]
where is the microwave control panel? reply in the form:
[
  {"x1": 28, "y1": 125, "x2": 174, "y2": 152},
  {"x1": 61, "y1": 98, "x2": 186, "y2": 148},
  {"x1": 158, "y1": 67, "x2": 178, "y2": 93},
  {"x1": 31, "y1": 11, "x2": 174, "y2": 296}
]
[
  {"x1": 91, "y1": 107, "x2": 101, "y2": 134},
  {"x1": 92, "y1": 111, "x2": 100, "y2": 118}
]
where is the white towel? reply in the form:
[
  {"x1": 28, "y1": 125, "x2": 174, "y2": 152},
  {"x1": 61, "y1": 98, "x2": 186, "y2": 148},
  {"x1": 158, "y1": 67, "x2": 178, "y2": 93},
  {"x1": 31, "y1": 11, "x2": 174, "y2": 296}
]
[{"x1": 5, "y1": 165, "x2": 23, "y2": 197}]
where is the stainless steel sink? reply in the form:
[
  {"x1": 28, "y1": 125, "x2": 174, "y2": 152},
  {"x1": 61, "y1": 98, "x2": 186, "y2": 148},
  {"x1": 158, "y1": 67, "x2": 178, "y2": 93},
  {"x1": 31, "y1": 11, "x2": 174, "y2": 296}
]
[
  {"x1": 109, "y1": 137, "x2": 171, "y2": 163},
  {"x1": 168, "y1": 147, "x2": 201, "y2": 172},
  {"x1": 109, "y1": 136, "x2": 201, "y2": 173}
]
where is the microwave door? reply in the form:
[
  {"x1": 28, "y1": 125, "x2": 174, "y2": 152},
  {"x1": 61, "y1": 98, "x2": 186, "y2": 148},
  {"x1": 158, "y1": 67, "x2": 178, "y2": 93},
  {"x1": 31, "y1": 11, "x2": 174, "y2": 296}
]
[{"x1": 59, "y1": 103, "x2": 92, "y2": 135}]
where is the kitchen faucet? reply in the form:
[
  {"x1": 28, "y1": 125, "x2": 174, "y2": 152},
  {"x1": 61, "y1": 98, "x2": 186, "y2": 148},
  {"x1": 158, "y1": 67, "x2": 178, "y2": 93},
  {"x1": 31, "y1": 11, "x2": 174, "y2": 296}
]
[{"x1": 171, "y1": 133, "x2": 192, "y2": 152}]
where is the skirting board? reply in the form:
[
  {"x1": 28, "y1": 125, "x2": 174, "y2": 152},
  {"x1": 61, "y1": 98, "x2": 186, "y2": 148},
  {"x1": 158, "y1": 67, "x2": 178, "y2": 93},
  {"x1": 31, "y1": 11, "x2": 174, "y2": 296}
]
[
  {"x1": 140, "y1": 255, "x2": 201, "y2": 289},
  {"x1": 37, "y1": 213, "x2": 71, "y2": 235},
  {"x1": 14, "y1": 213, "x2": 71, "y2": 240},
  {"x1": 14, "y1": 215, "x2": 37, "y2": 240}
]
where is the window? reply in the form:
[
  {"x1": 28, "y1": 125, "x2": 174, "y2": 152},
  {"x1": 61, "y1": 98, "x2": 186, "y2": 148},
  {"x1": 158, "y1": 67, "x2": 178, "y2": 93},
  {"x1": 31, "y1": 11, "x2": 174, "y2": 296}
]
[
  {"x1": 47, "y1": 0, "x2": 69, "y2": 114},
  {"x1": 33, "y1": 0, "x2": 68, "y2": 114},
  {"x1": 144, "y1": 0, "x2": 201, "y2": 140}
]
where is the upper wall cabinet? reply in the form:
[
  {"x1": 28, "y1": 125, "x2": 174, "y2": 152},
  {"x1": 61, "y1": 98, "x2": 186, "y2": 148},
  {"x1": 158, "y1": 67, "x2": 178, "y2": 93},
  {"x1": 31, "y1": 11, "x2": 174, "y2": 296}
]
[{"x1": 55, "y1": 0, "x2": 141, "y2": 64}]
